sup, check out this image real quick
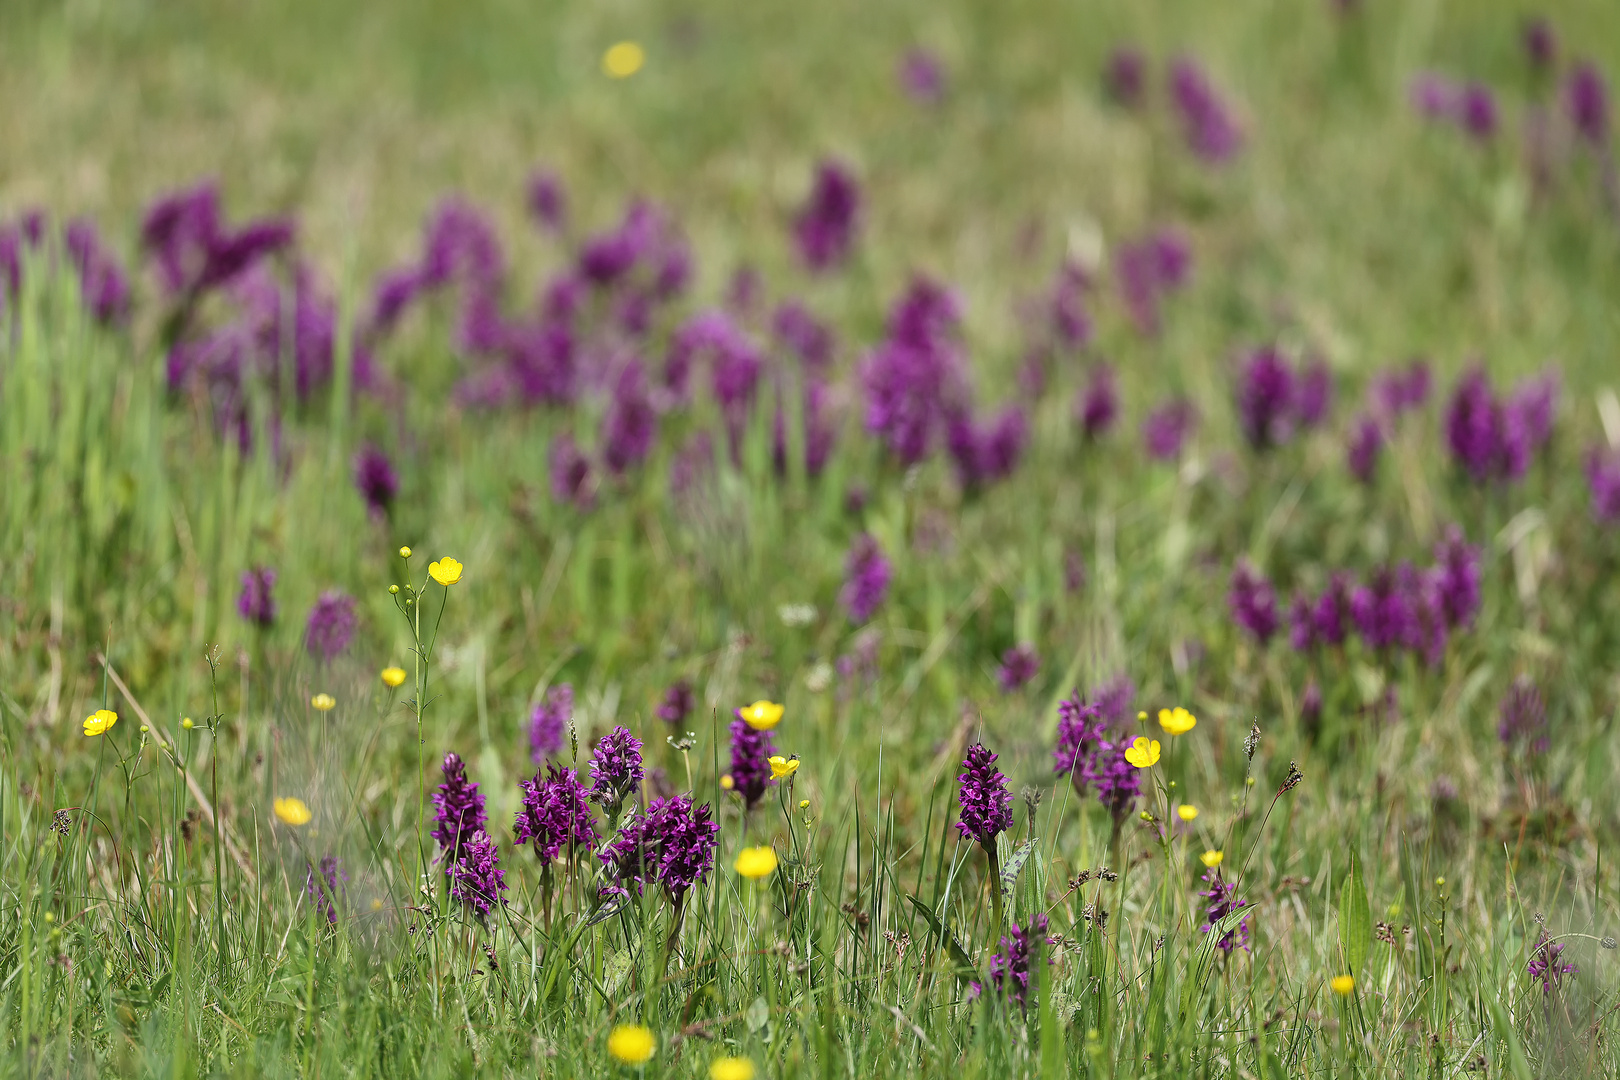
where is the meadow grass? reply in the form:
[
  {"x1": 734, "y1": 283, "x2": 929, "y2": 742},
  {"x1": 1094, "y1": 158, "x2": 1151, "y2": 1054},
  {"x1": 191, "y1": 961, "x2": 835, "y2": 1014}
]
[{"x1": 3, "y1": 0, "x2": 1620, "y2": 1076}]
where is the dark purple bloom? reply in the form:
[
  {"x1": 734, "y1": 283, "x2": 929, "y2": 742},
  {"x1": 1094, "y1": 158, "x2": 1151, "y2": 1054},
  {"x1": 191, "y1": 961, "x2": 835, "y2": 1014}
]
[
  {"x1": 587, "y1": 726, "x2": 645, "y2": 811},
  {"x1": 1445, "y1": 368, "x2": 1504, "y2": 482},
  {"x1": 237, "y1": 566, "x2": 277, "y2": 628},
  {"x1": 1116, "y1": 229, "x2": 1191, "y2": 336},
  {"x1": 1053, "y1": 696, "x2": 1105, "y2": 778},
  {"x1": 529, "y1": 684, "x2": 572, "y2": 763},
  {"x1": 996, "y1": 645, "x2": 1040, "y2": 693},
  {"x1": 1528, "y1": 929, "x2": 1577, "y2": 993},
  {"x1": 527, "y1": 171, "x2": 568, "y2": 232},
  {"x1": 1081, "y1": 737, "x2": 1141, "y2": 825},
  {"x1": 598, "y1": 795, "x2": 719, "y2": 904},
  {"x1": 840, "y1": 533, "x2": 892, "y2": 623},
  {"x1": 1458, "y1": 83, "x2": 1499, "y2": 141},
  {"x1": 728, "y1": 717, "x2": 776, "y2": 811},
  {"x1": 1296, "y1": 361, "x2": 1334, "y2": 427},
  {"x1": 1093, "y1": 675, "x2": 1136, "y2": 727},
  {"x1": 514, "y1": 764, "x2": 596, "y2": 862},
  {"x1": 1105, "y1": 47, "x2": 1147, "y2": 108},
  {"x1": 899, "y1": 48, "x2": 947, "y2": 105},
  {"x1": 1288, "y1": 593, "x2": 1315, "y2": 653},
  {"x1": 141, "y1": 183, "x2": 221, "y2": 296},
  {"x1": 1567, "y1": 63, "x2": 1611, "y2": 146},
  {"x1": 63, "y1": 219, "x2": 131, "y2": 325},
  {"x1": 773, "y1": 300, "x2": 835, "y2": 372},
  {"x1": 431, "y1": 751, "x2": 488, "y2": 866},
  {"x1": 1350, "y1": 566, "x2": 1417, "y2": 653},
  {"x1": 1076, "y1": 364, "x2": 1119, "y2": 439},
  {"x1": 1168, "y1": 57, "x2": 1244, "y2": 163},
  {"x1": 448, "y1": 830, "x2": 507, "y2": 917},
  {"x1": 304, "y1": 855, "x2": 346, "y2": 925},
  {"x1": 304, "y1": 591, "x2": 357, "y2": 661},
  {"x1": 1235, "y1": 347, "x2": 1298, "y2": 450},
  {"x1": 947, "y1": 406, "x2": 1028, "y2": 488},
  {"x1": 1198, "y1": 870, "x2": 1251, "y2": 952},
  {"x1": 1310, "y1": 574, "x2": 1353, "y2": 649},
  {"x1": 1347, "y1": 414, "x2": 1384, "y2": 483},
  {"x1": 657, "y1": 680, "x2": 695, "y2": 725},
  {"x1": 1587, "y1": 447, "x2": 1620, "y2": 523},
  {"x1": 1523, "y1": 19, "x2": 1557, "y2": 72},
  {"x1": 1432, "y1": 525, "x2": 1482, "y2": 630},
  {"x1": 983, "y1": 914, "x2": 1053, "y2": 1012},
  {"x1": 549, "y1": 432, "x2": 594, "y2": 507},
  {"x1": 794, "y1": 160, "x2": 861, "y2": 272},
  {"x1": 861, "y1": 278, "x2": 967, "y2": 463},
  {"x1": 956, "y1": 743, "x2": 1013, "y2": 849},
  {"x1": 1229, "y1": 561, "x2": 1279, "y2": 645},
  {"x1": 353, "y1": 444, "x2": 398, "y2": 517},
  {"x1": 365, "y1": 266, "x2": 427, "y2": 339},
  {"x1": 1506, "y1": 370, "x2": 1559, "y2": 463},
  {"x1": 1497, "y1": 675, "x2": 1548, "y2": 753},
  {"x1": 1142, "y1": 399, "x2": 1197, "y2": 460},
  {"x1": 601, "y1": 361, "x2": 658, "y2": 474},
  {"x1": 199, "y1": 218, "x2": 297, "y2": 295}
]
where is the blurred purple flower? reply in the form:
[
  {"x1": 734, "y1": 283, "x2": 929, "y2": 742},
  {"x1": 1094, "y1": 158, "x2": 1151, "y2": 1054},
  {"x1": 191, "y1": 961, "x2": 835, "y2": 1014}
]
[
  {"x1": 514, "y1": 764, "x2": 596, "y2": 862},
  {"x1": 1567, "y1": 63, "x2": 1612, "y2": 146},
  {"x1": 1350, "y1": 566, "x2": 1417, "y2": 653},
  {"x1": 1528, "y1": 929, "x2": 1578, "y2": 994},
  {"x1": 1105, "y1": 47, "x2": 1148, "y2": 108},
  {"x1": 1076, "y1": 363, "x2": 1119, "y2": 439},
  {"x1": 1410, "y1": 73, "x2": 1461, "y2": 121},
  {"x1": 947, "y1": 405, "x2": 1028, "y2": 488},
  {"x1": 1142, "y1": 399, "x2": 1197, "y2": 461},
  {"x1": 1229, "y1": 560, "x2": 1279, "y2": 645},
  {"x1": 983, "y1": 914, "x2": 1053, "y2": 1012},
  {"x1": 238, "y1": 567, "x2": 277, "y2": 628},
  {"x1": 794, "y1": 160, "x2": 861, "y2": 272},
  {"x1": 1497, "y1": 675, "x2": 1547, "y2": 753},
  {"x1": 1296, "y1": 361, "x2": 1334, "y2": 427},
  {"x1": 1371, "y1": 359, "x2": 1431, "y2": 419},
  {"x1": 431, "y1": 751, "x2": 488, "y2": 867},
  {"x1": 1235, "y1": 347, "x2": 1298, "y2": 450},
  {"x1": 529, "y1": 684, "x2": 573, "y2": 763},
  {"x1": 353, "y1": 444, "x2": 398, "y2": 518},
  {"x1": 956, "y1": 742, "x2": 1013, "y2": 848},
  {"x1": 1523, "y1": 19, "x2": 1557, "y2": 72},
  {"x1": 1586, "y1": 447, "x2": 1620, "y2": 523},
  {"x1": 1093, "y1": 674, "x2": 1136, "y2": 726},
  {"x1": 728, "y1": 716, "x2": 776, "y2": 811},
  {"x1": 1300, "y1": 680, "x2": 1323, "y2": 728},
  {"x1": 1432, "y1": 525, "x2": 1482, "y2": 630},
  {"x1": 1054, "y1": 695, "x2": 1105, "y2": 778},
  {"x1": 996, "y1": 645, "x2": 1040, "y2": 693},
  {"x1": 899, "y1": 48, "x2": 947, "y2": 105},
  {"x1": 1082, "y1": 737, "x2": 1141, "y2": 826},
  {"x1": 527, "y1": 170, "x2": 568, "y2": 233},
  {"x1": 304, "y1": 591, "x2": 357, "y2": 661},
  {"x1": 1116, "y1": 229, "x2": 1191, "y2": 336},
  {"x1": 1346, "y1": 414, "x2": 1384, "y2": 483},
  {"x1": 773, "y1": 300, "x2": 835, "y2": 372},
  {"x1": 840, "y1": 533, "x2": 892, "y2": 624},
  {"x1": 601, "y1": 361, "x2": 658, "y2": 474},
  {"x1": 63, "y1": 219, "x2": 131, "y2": 325},
  {"x1": 1458, "y1": 83, "x2": 1499, "y2": 141},
  {"x1": 304, "y1": 855, "x2": 346, "y2": 925},
  {"x1": 657, "y1": 680, "x2": 695, "y2": 725},
  {"x1": 861, "y1": 277, "x2": 966, "y2": 464},
  {"x1": 772, "y1": 379, "x2": 837, "y2": 479},
  {"x1": 549, "y1": 432, "x2": 594, "y2": 507},
  {"x1": 1168, "y1": 57, "x2": 1244, "y2": 163}
]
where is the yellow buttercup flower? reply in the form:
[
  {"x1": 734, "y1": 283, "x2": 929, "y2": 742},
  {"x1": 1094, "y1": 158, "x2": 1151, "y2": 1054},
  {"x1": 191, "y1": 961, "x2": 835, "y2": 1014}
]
[
  {"x1": 602, "y1": 41, "x2": 645, "y2": 79},
  {"x1": 720, "y1": 774, "x2": 735, "y2": 790},
  {"x1": 1158, "y1": 707, "x2": 1197, "y2": 735},
  {"x1": 734, "y1": 846, "x2": 779, "y2": 880},
  {"x1": 1330, "y1": 974, "x2": 1355, "y2": 997},
  {"x1": 428, "y1": 557, "x2": 463, "y2": 586},
  {"x1": 710, "y1": 1057, "x2": 756, "y2": 1080},
  {"x1": 769, "y1": 755, "x2": 799, "y2": 780},
  {"x1": 1124, "y1": 736, "x2": 1161, "y2": 768},
  {"x1": 1200, "y1": 849, "x2": 1223, "y2": 869},
  {"x1": 274, "y1": 797, "x2": 312, "y2": 826},
  {"x1": 737, "y1": 700, "x2": 783, "y2": 730},
  {"x1": 1177, "y1": 804, "x2": 1199, "y2": 822},
  {"x1": 83, "y1": 709, "x2": 118, "y2": 737},
  {"x1": 311, "y1": 693, "x2": 336, "y2": 711},
  {"x1": 606, "y1": 1024, "x2": 656, "y2": 1064},
  {"x1": 381, "y1": 666, "x2": 407, "y2": 688}
]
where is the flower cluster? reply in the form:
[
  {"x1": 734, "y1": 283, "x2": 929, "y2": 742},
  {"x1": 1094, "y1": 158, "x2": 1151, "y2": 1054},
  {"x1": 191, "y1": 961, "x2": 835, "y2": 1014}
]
[
  {"x1": 598, "y1": 795, "x2": 719, "y2": 904},
  {"x1": 956, "y1": 743, "x2": 1013, "y2": 849},
  {"x1": 304, "y1": 855, "x2": 346, "y2": 925},
  {"x1": 1410, "y1": 74, "x2": 1499, "y2": 141},
  {"x1": 840, "y1": 533, "x2": 893, "y2": 624},
  {"x1": 1198, "y1": 870, "x2": 1251, "y2": 952},
  {"x1": 1233, "y1": 347, "x2": 1333, "y2": 451},
  {"x1": 1229, "y1": 560, "x2": 1280, "y2": 645},
  {"x1": 1075, "y1": 364, "x2": 1119, "y2": 439},
  {"x1": 1, "y1": 211, "x2": 130, "y2": 326},
  {"x1": 1053, "y1": 698, "x2": 1106, "y2": 778},
  {"x1": 1443, "y1": 367, "x2": 1559, "y2": 484},
  {"x1": 861, "y1": 277, "x2": 968, "y2": 464},
  {"x1": 237, "y1": 566, "x2": 278, "y2": 628},
  {"x1": 1527, "y1": 929, "x2": 1578, "y2": 994},
  {"x1": 793, "y1": 160, "x2": 861, "y2": 272},
  {"x1": 995, "y1": 645, "x2": 1040, "y2": 692},
  {"x1": 305, "y1": 591, "x2": 358, "y2": 661},
  {"x1": 448, "y1": 831, "x2": 508, "y2": 918},
  {"x1": 1142, "y1": 399, "x2": 1198, "y2": 461},
  {"x1": 514, "y1": 764, "x2": 597, "y2": 861},
  {"x1": 975, "y1": 914, "x2": 1054, "y2": 1012},
  {"x1": 1115, "y1": 228, "x2": 1191, "y2": 337},
  {"x1": 587, "y1": 726, "x2": 645, "y2": 812},
  {"x1": 529, "y1": 684, "x2": 573, "y2": 763},
  {"x1": 656, "y1": 680, "x2": 695, "y2": 725},
  {"x1": 431, "y1": 752, "x2": 488, "y2": 867},
  {"x1": 728, "y1": 717, "x2": 777, "y2": 810},
  {"x1": 1587, "y1": 447, "x2": 1620, "y2": 524},
  {"x1": 1169, "y1": 57, "x2": 1244, "y2": 163}
]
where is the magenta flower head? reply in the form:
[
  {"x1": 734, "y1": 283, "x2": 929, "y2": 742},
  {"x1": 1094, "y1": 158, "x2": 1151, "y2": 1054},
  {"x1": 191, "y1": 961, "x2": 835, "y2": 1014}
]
[
  {"x1": 1198, "y1": 870, "x2": 1251, "y2": 952},
  {"x1": 1076, "y1": 363, "x2": 1119, "y2": 439},
  {"x1": 1458, "y1": 83, "x2": 1499, "y2": 141},
  {"x1": 956, "y1": 742, "x2": 1013, "y2": 849},
  {"x1": 861, "y1": 276, "x2": 966, "y2": 463},
  {"x1": 1296, "y1": 361, "x2": 1334, "y2": 428},
  {"x1": 598, "y1": 795, "x2": 720, "y2": 905},
  {"x1": 1528, "y1": 929, "x2": 1578, "y2": 994},
  {"x1": 1094, "y1": 675, "x2": 1136, "y2": 726},
  {"x1": 1116, "y1": 229, "x2": 1191, "y2": 336},
  {"x1": 527, "y1": 170, "x2": 568, "y2": 233},
  {"x1": 237, "y1": 566, "x2": 277, "y2": 628},
  {"x1": 304, "y1": 855, "x2": 346, "y2": 925},
  {"x1": 1587, "y1": 447, "x2": 1620, "y2": 523},
  {"x1": 431, "y1": 751, "x2": 488, "y2": 866},
  {"x1": 529, "y1": 684, "x2": 572, "y2": 763},
  {"x1": 1082, "y1": 737, "x2": 1141, "y2": 826},
  {"x1": 1431, "y1": 525, "x2": 1482, "y2": 630},
  {"x1": 1523, "y1": 18, "x2": 1557, "y2": 72},
  {"x1": 983, "y1": 914, "x2": 1054, "y2": 1012},
  {"x1": 353, "y1": 444, "x2": 398, "y2": 518},
  {"x1": 898, "y1": 48, "x2": 947, "y2": 105},
  {"x1": 773, "y1": 300, "x2": 835, "y2": 372},
  {"x1": 1444, "y1": 367, "x2": 1507, "y2": 482},
  {"x1": 794, "y1": 159, "x2": 861, "y2": 272},
  {"x1": 1105, "y1": 47, "x2": 1148, "y2": 108},
  {"x1": 657, "y1": 680, "x2": 695, "y2": 725},
  {"x1": 996, "y1": 645, "x2": 1040, "y2": 693},
  {"x1": 63, "y1": 219, "x2": 131, "y2": 326},
  {"x1": 448, "y1": 830, "x2": 507, "y2": 919},
  {"x1": 1350, "y1": 566, "x2": 1416, "y2": 653},
  {"x1": 1053, "y1": 695, "x2": 1106, "y2": 779},
  {"x1": 1236, "y1": 346, "x2": 1299, "y2": 450},
  {"x1": 947, "y1": 406, "x2": 1029, "y2": 488},
  {"x1": 841, "y1": 533, "x2": 893, "y2": 624},
  {"x1": 1497, "y1": 675, "x2": 1548, "y2": 753},
  {"x1": 587, "y1": 726, "x2": 645, "y2": 813},
  {"x1": 728, "y1": 717, "x2": 776, "y2": 811},
  {"x1": 601, "y1": 361, "x2": 657, "y2": 475},
  {"x1": 1142, "y1": 399, "x2": 1197, "y2": 461},
  {"x1": 1168, "y1": 57, "x2": 1243, "y2": 163},
  {"x1": 304, "y1": 591, "x2": 357, "y2": 661},
  {"x1": 1410, "y1": 73, "x2": 1461, "y2": 122},
  {"x1": 549, "y1": 432, "x2": 594, "y2": 508},
  {"x1": 514, "y1": 764, "x2": 596, "y2": 862},
  {"x1": 1229, "y1": 560, "x2": 1279, "y2": 645},
  {"x1": 1346, "y1": 414, "x2": 1384, "y2": 483},
  {"x1": 1567, "y1": 62, "x2": 1611, "y2": 146}
]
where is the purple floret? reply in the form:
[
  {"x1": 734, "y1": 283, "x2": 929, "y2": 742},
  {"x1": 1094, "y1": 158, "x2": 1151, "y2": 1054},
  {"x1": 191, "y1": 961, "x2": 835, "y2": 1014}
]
[
  {"x1": 1431, "y1": 525, "x2": 1481, "y2": 630},
  {"x1": 1587, "y1": 447, "x2": 1620, "y2": 523},
  {"x1": 598, "y1": 795, "x2": 720, "y2": 904},
  {"x1": 304, "y1": 855, "x2": 346, "y2": 925},
  {"x1": 1076, "y1": 364, "x2": 1119, "y2": 439},
  {"x1": 996, "y1": 645, "x2": 1040, "y2": 693},
  {"x1": 586, "y1": 726, "x2": 645, "y2": 810},
  {"x1": 353, "y1": 444, "x2": 398, "y2": 517},
  {"x1": 1053, "y1": 696, "x2": 1105, "y2": 778},
  {"x1": 982, "y1": 914, "x2": 1054, "y2": 1012},
  {"x1": 657, "y1": 680, "x2": 695, "y2": 725},
  {"x1": 449, "y1": 830, "x2": 508, "y2": 918},
  {"x1": 1346, "y1": 414, "x2": 1383, "y2": 483},
  {"x1": 1142, "y1": 399, "x2": 1197, "y2": 461},
  {"x1": 1527, "y1": 929, "x2": 1577, "y2": 993},
  {"x1": 1235, "y1": 347, "x2": 1298, "y2": 451},
  {"x1": 1198, "y1": 870, "x2": 1251, "y2": 952},
  {"x1": 794, "y1": 160, "x2": 861, "y2": 272},
  {"x1": 431, "y1": 751, "x2": 488, "y2": 867},
  {"x1": 514, "y1": 764, "x2": 597, "y2": 861},
  {"x1": 1168, "y1": 57, "x2": 1244, "y2": 163},
  {"x1": 237, "y1": 566, "x2": 277, "y2": 628},
  {"x1": 956, "y1": 742, "x2": 1013, "y2": 849},
  {"x1": 1567, "y1": 63, "x2": 1611, "y2": 146},
  {"x1": 728, "y1": 717, "x2": 776, "y2": 811}
]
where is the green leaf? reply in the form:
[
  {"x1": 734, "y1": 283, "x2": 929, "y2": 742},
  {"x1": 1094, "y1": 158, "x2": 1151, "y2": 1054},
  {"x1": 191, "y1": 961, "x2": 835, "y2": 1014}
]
[
  {"x1": 905, "y1": 893, "x2": 975, "y2": 985},
  {"x1": 1340, "y1": 848, "x2": 1371, "y2": 975},
  {"x1": 999, "y1": 838, "x2": 1039, "y2": 904}
]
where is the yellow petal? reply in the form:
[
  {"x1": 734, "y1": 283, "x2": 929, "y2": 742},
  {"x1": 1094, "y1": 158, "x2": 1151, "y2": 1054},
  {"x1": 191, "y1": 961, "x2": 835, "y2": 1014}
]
[
  {"x1": 380, "y1": 667, "x2": 407, "y2": 688},
  {"x1": 738, "y1": 700, "x2": 784, "y2": 730},
  {"x1": 606, "y1": 1024, "x2": 656, "y2": 1064},
  {"x1": 82, "y1": 708, "x2": 118, "y2": 737},
  {"x1": 1200, "y1": 849, "x2": 1223, "y2": 868},
  {"x1": 734, "y1": 846, "x2": 779, "y2": 879},
  {"x1": 428, "y1": 557, "x2": 463, "y2": 586},
  {"x1": 310, "y1": 693, "x2": 336, "y2": 711},
  {"x1": 769, "y1": 755, "x2": 800, "y2": 780},
  {"x1": 1330, "y1": 974, "x2": 1355, "y2": 996},
  {"x1": 710, "y1": 1057, "x2": 756, "y2": 1080},
  {"x1": 1177, "y1": 805, "x2": 1199, "y2": 821},
  {"x1": 602, "y1": 41, "x2": 645, "y2": 79},
  {"x1": 274, "y1": 797, "x2": 312, "y2": 826}
]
